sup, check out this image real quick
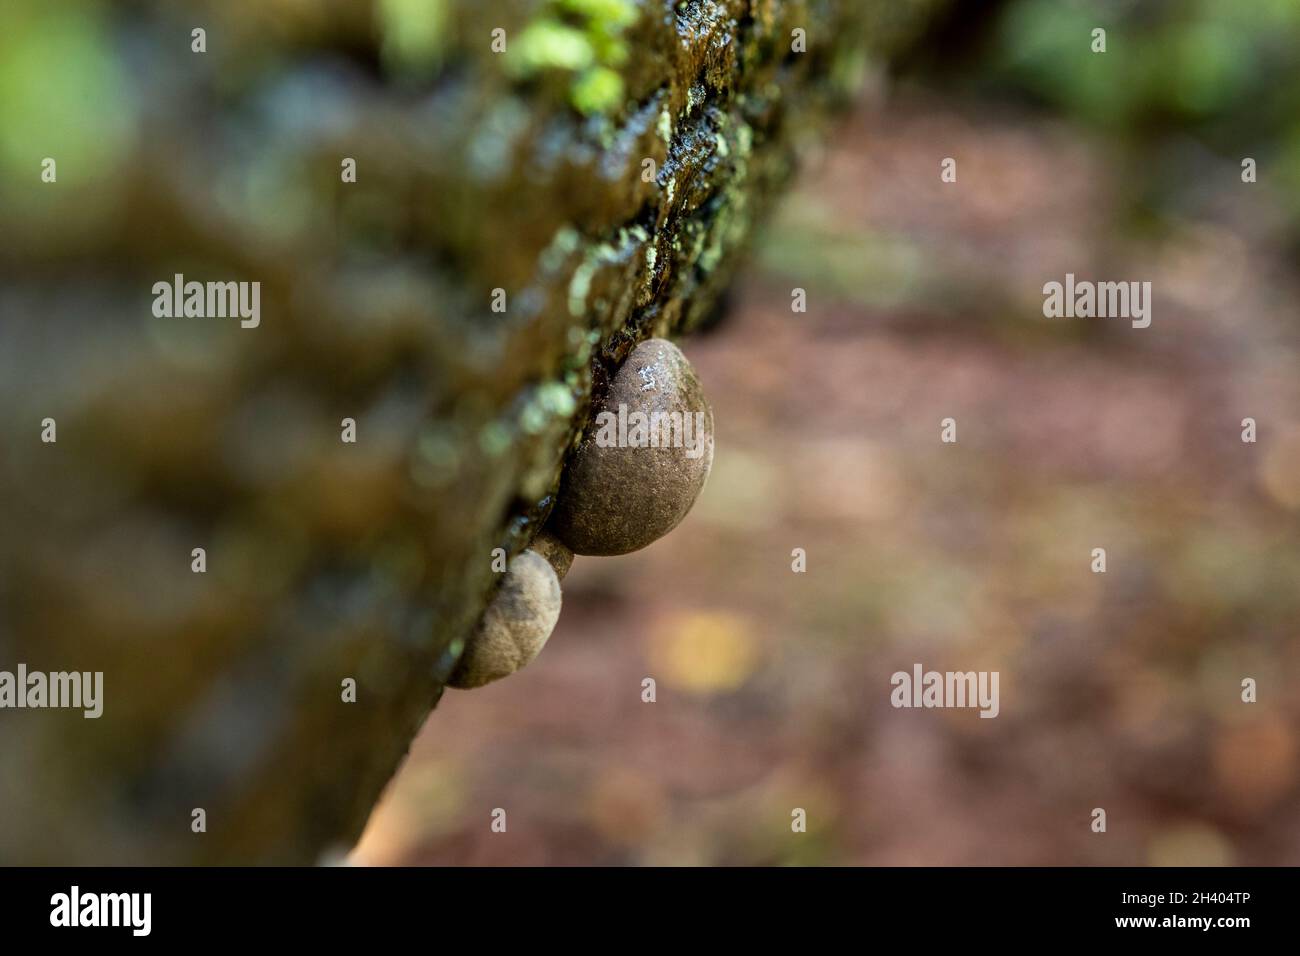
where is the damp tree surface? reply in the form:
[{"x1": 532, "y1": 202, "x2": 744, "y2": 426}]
[{"x1": 0, "y1": 0, "x2": 945, "y2": 863}]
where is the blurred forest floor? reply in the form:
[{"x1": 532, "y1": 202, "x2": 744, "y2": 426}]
[{"x1": 354, "y1": 80, "x2": 1300, "y2": 866}]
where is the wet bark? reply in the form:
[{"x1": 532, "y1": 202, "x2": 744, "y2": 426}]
[{"x1": 0, "y1": 0, "x2": 944, "y2": 863}]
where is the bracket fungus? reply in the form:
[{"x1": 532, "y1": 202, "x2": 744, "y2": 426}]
[
  {"x1": 448, "y1": 548, "x2": 562, "y2": 689},
  {"x1": 453, "y1": 338, "x2": 712, "y2": 689},
  {"x1": 548, "y1": 338, "x2": 715, "y2": 556}
]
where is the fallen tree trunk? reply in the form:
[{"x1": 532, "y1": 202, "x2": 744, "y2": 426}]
[{"x1": 0, "y1": 0, "x2": 944, "y2": 863}]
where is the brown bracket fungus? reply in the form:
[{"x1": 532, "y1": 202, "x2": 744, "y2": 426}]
[
  {"x1": 452, "y1": 339, "x2": 711, "y2": 690},
  {"x1": 548, "y1": 338, "x2": 715, "y2": 556},
  {"x1": 448, "y1": 549, "x2": 562, "y2": 689}
]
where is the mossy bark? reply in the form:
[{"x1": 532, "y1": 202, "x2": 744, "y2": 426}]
[{"x1": 0, "y1": 0, "x2": 944, "y2": 863}]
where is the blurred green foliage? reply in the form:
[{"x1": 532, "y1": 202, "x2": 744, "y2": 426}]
[
  {"x1": 0, "y1": 2, "x2": 134, "y2": 217},
  {"x1": 966, "y1": 0, "x2": 1300, "y2": 230},
  {"x1": 378, "y1": 0, "x2": 451, "y2": 75},
  {"x1": 506, "y1": 0, "x2": 638, "y2": 114}
]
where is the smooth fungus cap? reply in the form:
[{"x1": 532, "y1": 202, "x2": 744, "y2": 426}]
[
  {"x1": 549, "y1": 338, "x2": 714, "y2": 556},
  {"x1": 449, "y1": 549, "x2": 562, "y2": 689}
]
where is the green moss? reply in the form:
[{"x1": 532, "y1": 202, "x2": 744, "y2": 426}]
[
  {"x1": 0, "y1": 3, "x2": 135, "y2": 194},
  {"x1": 538, "y1": 381, "x2": 578, "y2": 418},
  {"x1": 478, "y1": 422, "x2": 512, "y2": 458},
  {"x1": 377, "y1": 0, "x2": 449, "y2": 75},
  {"x1": 567, "y1": 256, "x2": 600, "y2": 317},
  {"x1": 508, "y1": 0, "x2": 638, "y2": 116},
  {"x1": 571, "y1": 65, "x2": 624, "y2": 115},
  {"x1": 566, "y1": 226, "x2": 645, "y2": 317},
  {"x1": 657, "y1": 107, "x2": 673, "y2": 143},
  {"x1": 509, "y1": 21, "x2": 595, "y2": 75},
  {"x1": 411, "y1": 426, "x2": 463, "y2": 489},
  {"x1": 559, "y1": 0, "x2": 638, "y2": 31},
  {"x1": 539, "y1": 225, "x2": 582, "y2": 274}
]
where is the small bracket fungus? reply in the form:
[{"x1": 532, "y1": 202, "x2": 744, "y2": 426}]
[
  {"x1": 449, "y1": 549, "x2": 562, "y2": 689},
  {"x1": 548, "y1": 338, "x2": 714, "y2": 555},
  {"x1": 452, "y1": 339, "x2": 711, "y2": 689}
]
